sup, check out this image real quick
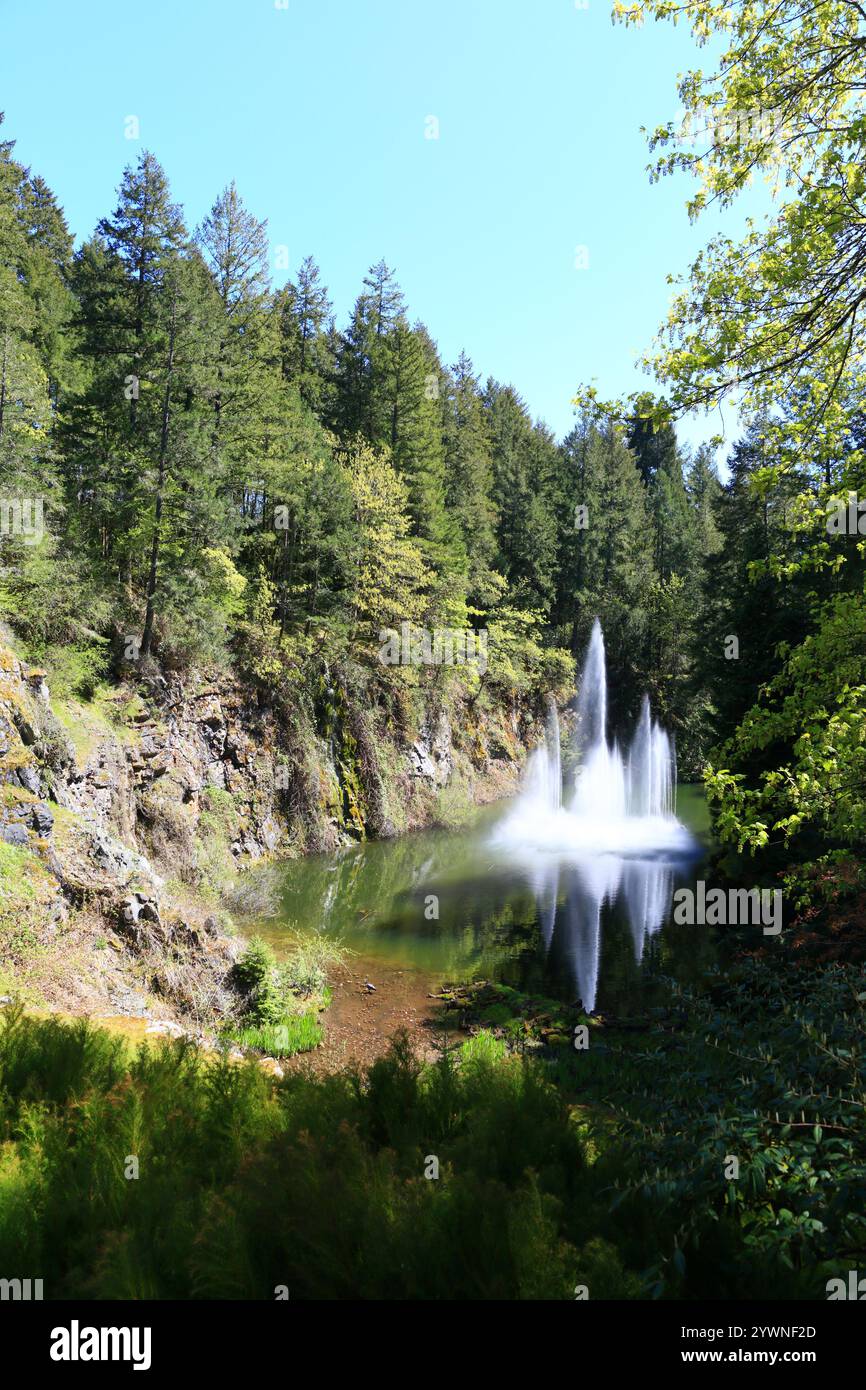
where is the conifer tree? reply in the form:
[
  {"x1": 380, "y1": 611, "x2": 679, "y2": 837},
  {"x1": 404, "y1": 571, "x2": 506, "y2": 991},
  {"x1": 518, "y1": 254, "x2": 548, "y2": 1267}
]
[
  {"x1": 195, "y1": 180, "x2": 273, "y2": 496},
  {"x1": 277, "y1": 254, "x2": 334, "y2": 414},
  {"x1": 443, "y1": 351, "x2": 498, "y2": 606},
  {"x1": 484, "y1": 380, "x2": 558, "y2": 612}
]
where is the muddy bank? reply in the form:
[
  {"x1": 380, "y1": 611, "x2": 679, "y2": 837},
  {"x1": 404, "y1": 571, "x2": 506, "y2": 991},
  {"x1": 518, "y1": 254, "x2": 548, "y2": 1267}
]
[{"x1": 283, "y1": 957, "x2": 466, "y2": 1075}]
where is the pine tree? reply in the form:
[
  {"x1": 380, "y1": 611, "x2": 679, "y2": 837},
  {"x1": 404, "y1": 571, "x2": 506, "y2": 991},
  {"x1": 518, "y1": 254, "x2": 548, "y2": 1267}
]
[
  {"x1": 68, "y1": 154, "x2": 234, "y2": 658},
  {"x1": 381, "y1": 318, "x2": 452, "y2": 559},
  {"x1": 0, "y1": 116, "x2": 63, "y2": 550},
  {"x1": 565, "y1": 421, "x2": 654, "y2": 727},
  {"x1": 195, "y1": 180, "x2": 273, "y2": 495},
  {"x1": 699, "y1": 430, "x2": 811, "y2": 747},
  {"x1": 277, "y1": 255, "x2": 334, "y2": 414},
  {"x1": 484, "y1": 380, "x2": 558, "y2": 612},
  {"x1": 443, "y1": 351, "x2": 498, "y2": 606},
  {"x1": 552, "y1": 412, "x2": 602, "y2": 645},
  {"x1": 628, "y1": 406, "x2": 697, "y2": 581},
  {"x1": 96, "y1": 151, "x2": 187, "y2": 433},
  {"x1": 334, "y1": 260, "x2": 405, "y2": 440}
]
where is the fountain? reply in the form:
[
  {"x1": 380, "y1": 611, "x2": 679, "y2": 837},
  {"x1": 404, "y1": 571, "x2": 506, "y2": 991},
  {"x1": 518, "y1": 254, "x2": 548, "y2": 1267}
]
[
  {"x1": 490, "y1": 619, "x2": 699, "y2": 1008},
  {"x1": 494, "y1": 619, "x2": 693, "y2": 855},
  {"x1": 521, "y1": 694, "x2": 562, "y2": 813}
]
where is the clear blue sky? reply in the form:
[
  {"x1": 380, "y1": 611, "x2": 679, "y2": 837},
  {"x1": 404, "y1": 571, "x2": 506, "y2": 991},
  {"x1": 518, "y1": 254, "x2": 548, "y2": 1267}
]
[{"x1": 1, "y1": 0, "x2": 754, "y2": 451}]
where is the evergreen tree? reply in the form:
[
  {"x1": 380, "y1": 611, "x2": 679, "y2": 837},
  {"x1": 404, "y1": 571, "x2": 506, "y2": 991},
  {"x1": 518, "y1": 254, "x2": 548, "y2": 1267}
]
[
  {"x1": 627, "y1": 405, "x2": 697, "y2": 581},
  {"x1": 484, "y1": 380, "x2": 558, "y2": 612},
  {"x1": 443, "y1": 351, "x2": 498, "y2": 606},
  {"x1": 277, "y1": 254, "x2": 334, "y2": 415},
  {"x1": 334, "y1": 259, "x2": 405, "y2": 440},
  {"x1": 67, "y1": 155, "x2": 232, "y2": 658},
  {"x1": 561, "y1": 420, "x2": 654, "y2": 727},
  {"x1": 195, "y1": 181, "x2": 274, "y2": 498},
  {"x1": 698, "y1": 430, "x2": 811, "y2": 748}
]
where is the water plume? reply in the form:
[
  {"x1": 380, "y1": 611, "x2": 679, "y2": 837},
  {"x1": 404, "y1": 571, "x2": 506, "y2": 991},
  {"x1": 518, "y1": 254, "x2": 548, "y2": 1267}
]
[
  {"x1": 495, "y1": 619, "x2": 691, "y2": 854},
  {"x1": 489, "y1": 619, "x2": 699, "y2": 1007}
]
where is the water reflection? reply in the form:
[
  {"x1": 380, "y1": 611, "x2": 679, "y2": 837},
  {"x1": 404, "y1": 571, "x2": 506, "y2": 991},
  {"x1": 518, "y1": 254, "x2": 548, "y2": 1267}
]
[{"x1": 521, "y1": 853, "x2": 678, "y2": 1010}]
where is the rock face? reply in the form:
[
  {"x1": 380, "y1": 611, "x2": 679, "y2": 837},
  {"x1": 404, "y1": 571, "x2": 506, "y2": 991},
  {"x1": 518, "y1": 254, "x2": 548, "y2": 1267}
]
[
  {"x1": 121, "y1": 891, "x2": 162, "y2": 929},
  {"x1": 0, "y1": 646, "x2": 242, "y2": 1026},
  {"x1": 0, "y1": 636, "x2": 535, "y2": 1024},
  {"x1": 409, "y1": 712, "x2": 454, "y2": 786}
]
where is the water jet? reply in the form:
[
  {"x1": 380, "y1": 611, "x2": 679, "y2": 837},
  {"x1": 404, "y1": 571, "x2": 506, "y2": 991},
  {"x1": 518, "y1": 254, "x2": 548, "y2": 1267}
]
[{"x1": 490, "y1": 619, "x2": 699, "y2": 1008}]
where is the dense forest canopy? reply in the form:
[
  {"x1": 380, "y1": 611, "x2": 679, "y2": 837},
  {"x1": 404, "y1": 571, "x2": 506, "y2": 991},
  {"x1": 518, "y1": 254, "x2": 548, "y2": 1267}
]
[{"x1": 0, "y1": 114, "x2": 722, "y2": 759}]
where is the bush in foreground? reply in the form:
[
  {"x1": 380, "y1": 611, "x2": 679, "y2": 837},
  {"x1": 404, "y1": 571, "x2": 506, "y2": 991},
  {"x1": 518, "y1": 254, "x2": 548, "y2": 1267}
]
[{"x1": 0, "y1": 959, "x2": 863, "y2": 1300}]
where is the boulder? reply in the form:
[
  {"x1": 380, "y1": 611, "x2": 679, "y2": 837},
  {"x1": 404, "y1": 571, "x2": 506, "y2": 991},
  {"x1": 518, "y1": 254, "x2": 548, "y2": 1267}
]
[
  {"x1": 31, "y1": 803, "x2": 54, "y2": 835},
  {"x1": 17, "y1": 767, "x2": 41, "y2": 795},
  {"x1": 121, "y1": 892, "x2": 162, "y2": 929},
  {"x1": 0, "y1": 824, "x2": 29, "y2": 848}
]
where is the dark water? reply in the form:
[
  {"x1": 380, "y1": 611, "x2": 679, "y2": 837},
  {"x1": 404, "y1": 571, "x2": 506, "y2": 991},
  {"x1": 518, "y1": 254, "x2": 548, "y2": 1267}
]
[{"x1": 235, "y1": 786, "x2": 716, "y2": 1014}]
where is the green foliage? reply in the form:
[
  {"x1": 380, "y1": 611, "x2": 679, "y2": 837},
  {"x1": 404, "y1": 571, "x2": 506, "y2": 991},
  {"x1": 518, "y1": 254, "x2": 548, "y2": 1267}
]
[
  {"x1": 230, "y1": 934, "x2": 338, "y2": 1046},
  {"x1": 431, "y1": 773, "x2": 476, "y2": 830},
  {"x1": 281, "y1": 934, "x2": 346, "y2": 998},
  {"x1": 232, "y1": 938, "x2": 286, "y2": 1026},
  {"x1": 2, "y1": 959, "x2": 862, "y2": 1301},
  {"x1": 554, "y1": 957, "x2": 866, "y2": 1299},
  {"x1": 227, "y1": 1015, "x2": 324, "y2": 1058},
  {"x1": 609, "y1": 1, "x2": 866, "y2": 455},
  {"x1": 0, "y1": 842, "x2": 55, "y2": 974},
  {"x1": 36, "y1": 641, "x2": 108, "y2": 702},
  {"x1": 188, "y1": 787, "x2": 240, "y2": 897},
  {"x1": 0, "y1": 1013, "x2": 588, "y2": 1299},
  {"x1": 706, "y1": 587, "x2": 866, "y2": 884}
]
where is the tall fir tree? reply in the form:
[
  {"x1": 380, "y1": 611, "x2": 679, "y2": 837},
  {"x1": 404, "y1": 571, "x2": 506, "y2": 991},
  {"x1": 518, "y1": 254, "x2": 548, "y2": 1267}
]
[
  {"x1": 443, "y1": 350, "x2": 498, "y2": 606},
  {"x1": 276, "y1": 254, "x2": 334, "y2": 415}
]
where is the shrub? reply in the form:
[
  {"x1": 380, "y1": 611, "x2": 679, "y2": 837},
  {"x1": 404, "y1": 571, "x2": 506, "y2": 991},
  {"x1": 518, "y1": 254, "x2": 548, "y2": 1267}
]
[{"x1": 232, "y1": 938, "x2": 285, "y2": 1025}]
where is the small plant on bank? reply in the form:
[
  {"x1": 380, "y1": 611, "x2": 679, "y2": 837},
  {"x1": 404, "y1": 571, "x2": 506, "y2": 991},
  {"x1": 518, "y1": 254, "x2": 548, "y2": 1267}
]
[
  {"x1": 232, "y1": 937, "x2": 287, "y2": 1025},
  {"x1": 227, "y1": 936, "x2": 331, "y2": 1056}
]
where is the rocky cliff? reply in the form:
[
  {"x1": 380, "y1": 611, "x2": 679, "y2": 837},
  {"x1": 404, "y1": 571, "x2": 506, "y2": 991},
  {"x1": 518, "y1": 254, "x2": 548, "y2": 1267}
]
[{"x1": 0, "y1": 639, "x2": 536, "y2": 1026}]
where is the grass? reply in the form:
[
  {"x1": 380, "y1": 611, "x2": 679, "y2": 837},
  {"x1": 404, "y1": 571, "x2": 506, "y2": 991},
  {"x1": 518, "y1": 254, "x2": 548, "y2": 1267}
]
[
  {"x1": 0, "y1": 840, "x2": 55, "y2": 971},
  {"x1": 1, "y1": 953, "x2": 864, "y2": 1300},
  {"x1": 52, "y1": 694, "x2": 112, "y2": 762},
  {"x1": 431, "y1": 772, "x2": 476, "y2": 830},
  {"x1": 280, "y1": 931, "x2": 349, "y2": 996},
  {"x1": 193, "y1": 786, "x2": 242, "y2": 897},
  {"x1": 227, "y1": 1014, "x2": 324, "y2": 1057}
]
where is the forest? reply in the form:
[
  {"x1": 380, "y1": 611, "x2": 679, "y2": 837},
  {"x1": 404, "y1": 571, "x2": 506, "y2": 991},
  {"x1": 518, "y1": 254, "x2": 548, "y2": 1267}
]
[
  {"x1": 2, "y1": 99, "x2": 863, "y2": 917},
  {"x1": 0, "y1": 0, "x2": 865, "y2": 1312}
]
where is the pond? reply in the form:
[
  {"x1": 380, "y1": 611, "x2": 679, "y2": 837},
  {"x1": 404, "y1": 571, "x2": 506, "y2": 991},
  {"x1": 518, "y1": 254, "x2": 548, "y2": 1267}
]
[{"x1": 234, "y1": 782, "x2": 716, "y2": 1016}]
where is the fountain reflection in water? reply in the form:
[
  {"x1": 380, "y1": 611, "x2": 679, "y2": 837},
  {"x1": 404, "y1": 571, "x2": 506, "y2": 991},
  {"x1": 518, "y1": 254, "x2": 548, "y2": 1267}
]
[{"x1": 491, "y1": 619, "x2": 697, "y2": 1010}]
